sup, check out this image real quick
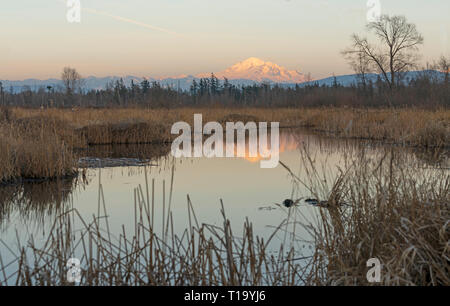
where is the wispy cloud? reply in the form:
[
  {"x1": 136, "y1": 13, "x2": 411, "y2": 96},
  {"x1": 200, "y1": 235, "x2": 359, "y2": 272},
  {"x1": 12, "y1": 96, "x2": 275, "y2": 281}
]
[
  {"x1": 82, "y1": 7, "x2": 184, "y2": 37},
  {"x1": 59, "y1": 0, "x2": 184, "y2": 37}
]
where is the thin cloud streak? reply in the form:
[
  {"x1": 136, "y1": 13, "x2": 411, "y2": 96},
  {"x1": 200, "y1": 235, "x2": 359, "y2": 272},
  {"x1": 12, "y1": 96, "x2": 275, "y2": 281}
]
[
  {"x1": 82, "y1": 7, "x2": 185, "y2": 37},
  {"x1": 58, "y1": 0, "x2": 184, "y2": 37}
]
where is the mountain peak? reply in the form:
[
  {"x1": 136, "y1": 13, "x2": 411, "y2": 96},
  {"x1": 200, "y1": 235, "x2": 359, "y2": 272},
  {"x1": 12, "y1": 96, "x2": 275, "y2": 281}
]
[
  {"x1": 239, "y1": 57, "x2": 266, "y2": 67},
  {"x1": 197, "y1": 57, "x2": 306, "y2": 83}
]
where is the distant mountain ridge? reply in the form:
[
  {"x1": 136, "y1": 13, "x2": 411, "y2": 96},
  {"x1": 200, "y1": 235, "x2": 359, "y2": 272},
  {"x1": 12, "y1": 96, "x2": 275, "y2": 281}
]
[
  {"x1": 294, "y1": 70, "x2": 446, "y2": 88},
  {"x1": 1, "y1": 57, "x2": 446, "y2": 92},
  {"x1": 0, "y1": 58, "x2": 304, "y2": 92}
]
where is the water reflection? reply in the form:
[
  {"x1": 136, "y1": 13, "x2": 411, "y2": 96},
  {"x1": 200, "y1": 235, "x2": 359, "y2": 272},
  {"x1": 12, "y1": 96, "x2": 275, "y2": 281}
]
[
  {"x1": 77, "y1": 143, "x2": 171, "y2": 160},
  {"x1": 0, "y1": 177, "x2": 81, "y2": 231},
  {"x1": 0, "y1": 129, "x2": 447, "y2": 241},
  {"x1": 412, "y1": 147, "x2": 449, "y2": 169}
]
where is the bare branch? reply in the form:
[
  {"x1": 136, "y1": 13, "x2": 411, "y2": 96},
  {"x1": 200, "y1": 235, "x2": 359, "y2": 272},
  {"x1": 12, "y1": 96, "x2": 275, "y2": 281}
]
[{"x1": 343, "y1": 15, "x2": 423, "y2": 90}]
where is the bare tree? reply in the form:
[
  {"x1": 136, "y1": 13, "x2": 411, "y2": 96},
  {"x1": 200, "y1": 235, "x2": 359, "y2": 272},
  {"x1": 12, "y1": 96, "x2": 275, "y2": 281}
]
[
  {"x1": 437, "y1": 55, "x2": 449, "y2": 84},
  {"x1": 343, "y1": 50, "x2": 371, "y2": 88},
  {"x1": 342, "y1": 15, "x2": 423, "y2": 89},
  {"x1": 61, "y1": 67, "x2": 82, "y2": 95}
]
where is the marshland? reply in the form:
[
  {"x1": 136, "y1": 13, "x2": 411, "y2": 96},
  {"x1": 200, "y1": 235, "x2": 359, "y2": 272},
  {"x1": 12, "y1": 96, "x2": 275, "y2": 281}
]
[
  {"x1": 1, "y1": 8, "x2": 449, "y2": 286},
  {"x1": 0, "y1": 71, "x2": 449, "y2": 287},
  {"x1": 0, "y1": 106, "x2": 448, "y2": 285}
]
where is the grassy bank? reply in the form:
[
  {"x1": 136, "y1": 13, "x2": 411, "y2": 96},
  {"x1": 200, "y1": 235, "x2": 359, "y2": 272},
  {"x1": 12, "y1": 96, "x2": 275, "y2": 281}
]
[
  {"x1": 12, "y1": 106, "x2": 450, "y2": 147},
  {"x1": 1, "y1": 106, "x2": 449, "y2": 182}
]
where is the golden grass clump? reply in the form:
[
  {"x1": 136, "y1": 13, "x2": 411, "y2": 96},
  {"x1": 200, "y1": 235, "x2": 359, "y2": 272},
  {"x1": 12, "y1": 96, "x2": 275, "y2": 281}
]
[
  {"x1": 300, "y1": 108, "x2": 450, "y2": 147},
  {"x1": 0, "y1": 118, "x2": 77, "y2": 183},
  {"x1": 411, "y1": 120, "x2": 449, "y2": 148},
  {"x1": 291, "y1": 148, "x2": 450, "y2": 285},
  {"x1": 13, "y1": 115, "x2": 86, "y2": 149}
]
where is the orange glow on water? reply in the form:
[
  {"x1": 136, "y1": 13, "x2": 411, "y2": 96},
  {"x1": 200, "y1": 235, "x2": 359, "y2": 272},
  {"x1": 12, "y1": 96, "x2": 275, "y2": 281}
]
[{"x1": 230, "y1": 133, "x2": 302, "y2": 163}]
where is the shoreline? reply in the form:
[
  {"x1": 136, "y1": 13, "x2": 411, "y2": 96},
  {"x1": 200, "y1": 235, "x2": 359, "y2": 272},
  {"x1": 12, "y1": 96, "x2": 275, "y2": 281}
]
[{"x1": 0, "y1": 106, "x2": 448, "y2": 182}]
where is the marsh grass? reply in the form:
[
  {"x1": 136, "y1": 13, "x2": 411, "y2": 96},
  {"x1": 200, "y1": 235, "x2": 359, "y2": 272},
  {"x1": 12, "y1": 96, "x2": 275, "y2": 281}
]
[
  {"x1": 0, "y1": 116, "x2": 77, "y2": 183},
  {"x1": 11, "y1": 107, "x2": 450, "y2": 147},
  {"x1": 301, "y1": 108, "x2": 449, "y2": 147},
  {"x1": 286, "y1": 146, "x2": 449, "y2": 285}
]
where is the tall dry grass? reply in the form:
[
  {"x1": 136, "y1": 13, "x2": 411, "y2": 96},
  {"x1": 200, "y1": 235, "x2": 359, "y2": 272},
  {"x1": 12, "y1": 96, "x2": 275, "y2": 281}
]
[
  {"x1": 286, "y1": 146, "x2": 449, "y2": 285},
  {"x1": 12, "y1": 107, "x2": 450, "y2": 147},
  {"x1": 0, "y1": 110, "x2": 77, "y2": 183},
  {"x1": 301, "y1": 108, "x2": 449, "y2": 147}
]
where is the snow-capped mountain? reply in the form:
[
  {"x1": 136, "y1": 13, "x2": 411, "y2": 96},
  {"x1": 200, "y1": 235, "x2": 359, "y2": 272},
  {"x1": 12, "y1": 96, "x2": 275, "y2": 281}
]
[{"x1": 197, "y1": 57, "x2": 306, "y2": 83}]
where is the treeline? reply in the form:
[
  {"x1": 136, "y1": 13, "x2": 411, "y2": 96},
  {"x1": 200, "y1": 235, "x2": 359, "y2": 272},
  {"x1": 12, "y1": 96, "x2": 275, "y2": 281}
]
[{"x1": 0, "y1": 71, "x2": 449, "y2": 109}]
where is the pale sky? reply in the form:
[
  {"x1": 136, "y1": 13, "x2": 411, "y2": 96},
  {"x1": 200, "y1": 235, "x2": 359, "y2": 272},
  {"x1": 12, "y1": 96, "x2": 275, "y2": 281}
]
[{"x1": 1, "y1": 0, "x2": 449, "y2": 80}]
